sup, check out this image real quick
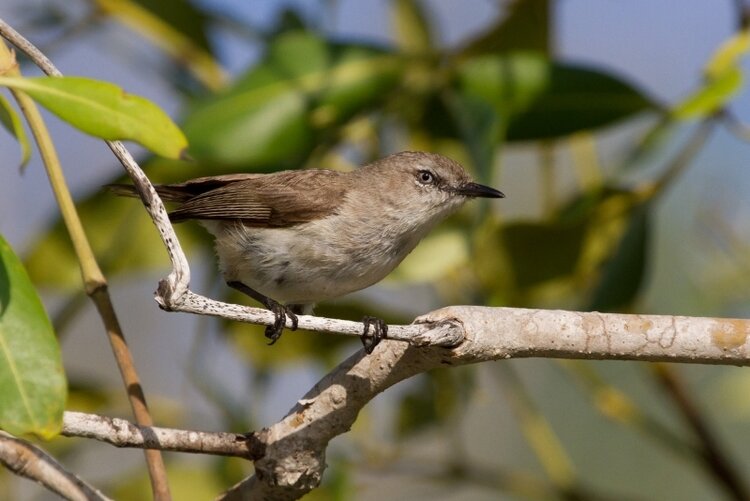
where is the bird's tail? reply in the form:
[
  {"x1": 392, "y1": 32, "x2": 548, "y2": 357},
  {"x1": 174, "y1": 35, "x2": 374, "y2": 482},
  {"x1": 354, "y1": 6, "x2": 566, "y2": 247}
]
[{"x1": 106, "y1": 183, "x2": 196, "y2": 203}]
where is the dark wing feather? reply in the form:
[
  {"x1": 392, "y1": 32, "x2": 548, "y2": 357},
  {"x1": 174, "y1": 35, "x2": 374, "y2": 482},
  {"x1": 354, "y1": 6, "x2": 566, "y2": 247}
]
[
  {"x1": 168, "y1": 169, "x2": 350, "y2": 227},
  {"x1": 107, "y1": 173, "x2": 264, "y2": 202},
  {"x1": 169, "y1": 187, "x2": 272, "y2": 222}
]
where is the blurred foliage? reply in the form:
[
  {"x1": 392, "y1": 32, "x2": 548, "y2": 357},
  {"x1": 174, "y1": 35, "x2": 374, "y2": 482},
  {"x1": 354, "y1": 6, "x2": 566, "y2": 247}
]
[
  {"x1": 460, "y1": 0, "x2": 550, "y2": 56},
  {"x1": 3, "y1": 0, "x2": 750, "y2": 499},
  {"x1": 396, "y1": 368, "x2": 473, "y2": 438},
  {"x1": 674, "y1": 27, "x2": 750, "y2": 120},
  {"x1": 456, "y1": 53, "x2": 657, "y2": 141},
  {"x1": 94, "y1": 0, "x2": 225, "y2": 89},
  {"x1": 182, "y1": 30, "x2": 402, "y2": 167},
  {"x1": 113, "y1": 463, "x2": 228, "y2": 500}
]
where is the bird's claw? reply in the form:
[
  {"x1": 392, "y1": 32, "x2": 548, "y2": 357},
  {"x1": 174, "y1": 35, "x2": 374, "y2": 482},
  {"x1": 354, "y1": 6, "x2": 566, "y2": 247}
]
[
  {"x1": 225, "y1": 281, "x2": 299, "y2": 345},
  {"x1": 264, "y1": 300, "x2": 299, "y2": 345},
  {"x1": 361, "y1": 316, "x2": 388, "y2": 354}
]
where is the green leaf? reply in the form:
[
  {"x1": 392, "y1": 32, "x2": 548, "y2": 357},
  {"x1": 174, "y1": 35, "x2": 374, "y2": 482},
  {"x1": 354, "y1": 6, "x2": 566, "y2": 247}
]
[
  {"x1": 457, "y1": 53, "x2": 657, "y2": 141},
  {"x1": 182, "y1": 64, "x2": 313, "y2": 168},
  {"x1": 587, "y1": 204, "x2": 650, "y2": 311},
  {"x1": 460, "y1": 0, "x2": 550, "y2": 56},
  {"x1": 182, "y1": 31, "x2": 401, "y2": 167},
  {"x1": 268, "y1": 31, "x2": 330, "y2": 82},
  {"x1": 0, "y1": 75, "x2": 188, "y2": 159},
  {"x1": 0, "y1": 235, "x2": 66, "y2": 438},
  {"x1": 503, "y1": 219, "x2": 589, "y2": 289},
  {"x1": 0, "y1": 93, "x2": 31, "y2": 171}
]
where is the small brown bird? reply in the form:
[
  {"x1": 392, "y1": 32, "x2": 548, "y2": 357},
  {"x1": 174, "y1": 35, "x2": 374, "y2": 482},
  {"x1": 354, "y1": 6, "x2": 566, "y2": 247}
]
[{"x1": 112, "y1": 151, "x2": 504, "y2": 352}]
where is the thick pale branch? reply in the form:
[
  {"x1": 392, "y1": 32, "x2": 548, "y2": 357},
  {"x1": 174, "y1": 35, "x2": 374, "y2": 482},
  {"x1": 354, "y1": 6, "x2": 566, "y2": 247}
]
[
  {"x1": 51, "y1": 308, "x2": 750, "y2": 500},
  {"x1": 0, "y1": 432, "x2": 111, "y2": 501},
  {"x1": 221, "y1": 306, "x2": 750, "y2": 499},
  {"x1": 423, "y1": 306, "x2": 750, "y2": 365}
]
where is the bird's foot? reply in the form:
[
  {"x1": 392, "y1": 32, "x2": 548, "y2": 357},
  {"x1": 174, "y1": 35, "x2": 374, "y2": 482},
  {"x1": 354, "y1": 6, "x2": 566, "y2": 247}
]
[
  {"x1": 226, "y1": 280, "x2": 298, "y2": 345},
  {"x1": 361, "y1": 316, "x2": 388, "y2": 354},
  {"x1": 263, "y1": 299, "x2": 299, "y2": 345}
]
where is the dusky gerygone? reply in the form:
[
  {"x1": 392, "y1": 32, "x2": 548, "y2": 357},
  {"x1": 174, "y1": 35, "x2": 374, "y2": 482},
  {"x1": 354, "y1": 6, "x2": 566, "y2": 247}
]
[{"x1": 112, "y1": 151, "x2": 504, "y2": 352}]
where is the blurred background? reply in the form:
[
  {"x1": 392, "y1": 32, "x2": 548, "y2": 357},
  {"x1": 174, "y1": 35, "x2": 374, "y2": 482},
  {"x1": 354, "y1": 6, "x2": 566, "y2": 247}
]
[{"x1": 1, "y1": 0, "x2": 750, "y2": 499}]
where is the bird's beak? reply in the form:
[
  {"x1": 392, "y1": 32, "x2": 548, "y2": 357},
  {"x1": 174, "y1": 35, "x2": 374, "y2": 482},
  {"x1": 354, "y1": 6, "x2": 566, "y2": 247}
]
[{"x1": 456, "y1": 182, "x2": 505, "y2": 199}]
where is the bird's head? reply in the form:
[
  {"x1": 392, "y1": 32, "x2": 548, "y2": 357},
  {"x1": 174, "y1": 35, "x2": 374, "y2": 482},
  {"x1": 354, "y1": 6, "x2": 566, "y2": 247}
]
[{"x1": 365, "y1": 151, "x2": 504, "y2": 222}]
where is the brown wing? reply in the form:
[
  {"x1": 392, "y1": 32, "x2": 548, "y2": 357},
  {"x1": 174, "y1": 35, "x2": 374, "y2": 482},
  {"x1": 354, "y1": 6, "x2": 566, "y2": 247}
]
[
  {"x1": 168, "y1": 169, "x2": 350, "y2": 227},
  {"x1": 107, "y1": 173, "x2": 264, "y2": 202}
]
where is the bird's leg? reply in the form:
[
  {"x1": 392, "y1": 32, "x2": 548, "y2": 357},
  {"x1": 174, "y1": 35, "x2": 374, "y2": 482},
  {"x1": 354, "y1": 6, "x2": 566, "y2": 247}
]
[
  {"x1": 227, "y1": 281, "x2": 298, "y2": 344},
  {"x1": 361, "y1": 316, "x2": 388, "y2": 354}
]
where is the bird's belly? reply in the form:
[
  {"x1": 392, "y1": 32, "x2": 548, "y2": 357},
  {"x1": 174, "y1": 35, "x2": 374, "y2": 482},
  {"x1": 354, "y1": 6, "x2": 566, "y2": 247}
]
[{"x1": 213, "y1": 223, "x2": 404, "y2": 305}]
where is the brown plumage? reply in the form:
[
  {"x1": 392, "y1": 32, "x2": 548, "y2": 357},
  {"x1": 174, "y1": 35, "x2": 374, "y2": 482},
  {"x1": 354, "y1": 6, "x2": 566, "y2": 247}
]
[{"x1": 110, "y1": 169, "x2": 349, "y2": 227}]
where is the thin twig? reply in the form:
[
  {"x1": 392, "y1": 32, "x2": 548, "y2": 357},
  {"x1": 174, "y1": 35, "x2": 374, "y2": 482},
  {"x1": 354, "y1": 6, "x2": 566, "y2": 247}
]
[
  {"x1": 62, "y1": 412, "x2": 252, "y2": 458},
  {"x1": 0, "y1": 432, "x2": 112, "y2": 501},
  {"x1": 171, "y1": 289, "x2": 464, "y2": 344}
]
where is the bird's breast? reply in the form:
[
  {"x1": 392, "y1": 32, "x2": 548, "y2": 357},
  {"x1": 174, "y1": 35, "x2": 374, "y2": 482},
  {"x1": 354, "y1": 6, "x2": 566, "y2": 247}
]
[{"x1": 208, "y1": 210, "x2": 430, "y2": 305}]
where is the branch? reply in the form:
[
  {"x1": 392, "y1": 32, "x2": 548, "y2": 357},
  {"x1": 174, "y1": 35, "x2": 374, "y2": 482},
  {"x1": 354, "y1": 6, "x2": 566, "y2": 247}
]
[
  {"x1": 166, "y1": 290, "x2": 465, "y2": 344},
  {"x1": 61, "y1": 412, "x2": 253, "y2": 458},
  {"x1": 219, "y1": 306, "x2": 750, "y2": 499},
  {"x1": 53, "y1": 308, "x2": 750, "y2": 499},
  {"x1": 0, "y1": 432, "x2": 112, "y2": 501}
]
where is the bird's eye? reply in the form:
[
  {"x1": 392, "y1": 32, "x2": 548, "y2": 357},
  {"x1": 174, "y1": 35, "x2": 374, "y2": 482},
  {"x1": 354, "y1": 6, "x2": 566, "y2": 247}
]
[{"x1": 417, "y1": 170, "x2": 435, "y2": 185}]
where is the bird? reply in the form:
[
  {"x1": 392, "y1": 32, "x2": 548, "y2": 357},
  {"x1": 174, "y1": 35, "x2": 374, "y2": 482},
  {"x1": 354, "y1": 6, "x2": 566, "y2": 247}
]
[{"x1": 111, "y1": 151, "x2": 504, "y2": 353}]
